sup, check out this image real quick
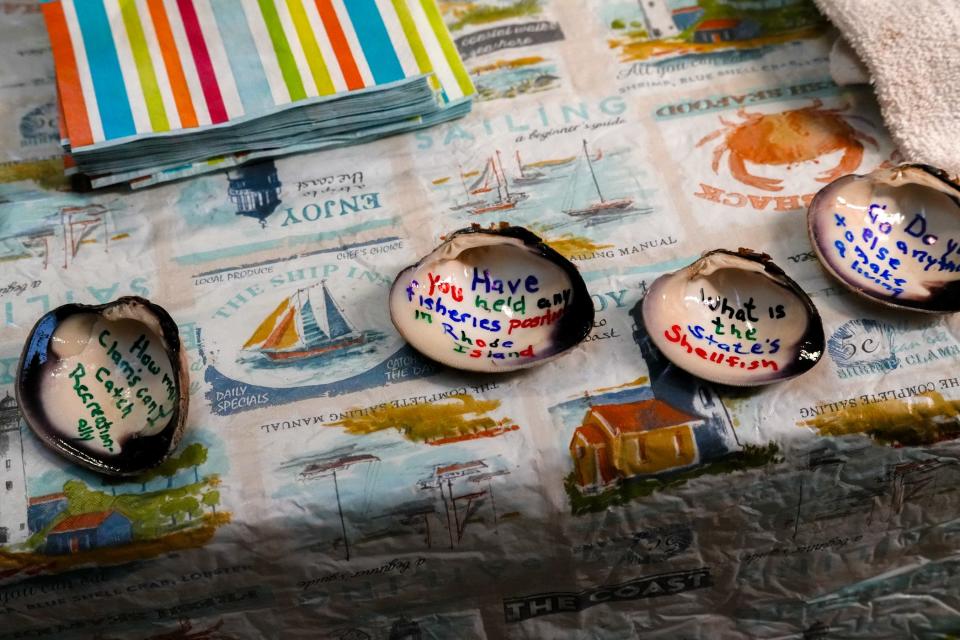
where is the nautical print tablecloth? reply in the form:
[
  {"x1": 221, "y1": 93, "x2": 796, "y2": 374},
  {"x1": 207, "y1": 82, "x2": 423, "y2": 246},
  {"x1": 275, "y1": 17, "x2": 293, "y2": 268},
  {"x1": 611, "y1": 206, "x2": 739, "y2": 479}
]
[{"x1": 3, "y1": 1, "x2": 960, "y2": 638}]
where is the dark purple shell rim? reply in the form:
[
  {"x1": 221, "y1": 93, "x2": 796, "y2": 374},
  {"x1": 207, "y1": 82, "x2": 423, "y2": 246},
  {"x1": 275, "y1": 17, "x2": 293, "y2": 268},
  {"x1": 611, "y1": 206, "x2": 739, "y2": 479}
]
[
  {"x1": 807, "y1": 164, "x2": 960, "y2": 313},
  {"x1": 642, "y1": 248, "x2": 826, "y2": 387},
  {"x1": 15, "y1": 296, "x2": 189, "y2": 477},
  {"x1": 389, "y1": 224, "x2": 595, "y2": 372}
]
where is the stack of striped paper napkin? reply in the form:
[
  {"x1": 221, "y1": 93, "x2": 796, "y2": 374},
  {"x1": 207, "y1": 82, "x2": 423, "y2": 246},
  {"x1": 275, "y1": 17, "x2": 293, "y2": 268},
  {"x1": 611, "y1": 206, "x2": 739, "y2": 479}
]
[{"x1": 42, "y1": 0, "x2": 474, "y2": 188}]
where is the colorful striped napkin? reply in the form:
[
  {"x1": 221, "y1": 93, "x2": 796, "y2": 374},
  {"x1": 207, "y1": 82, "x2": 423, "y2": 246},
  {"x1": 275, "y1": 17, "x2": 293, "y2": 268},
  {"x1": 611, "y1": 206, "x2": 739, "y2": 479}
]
[{"x1": 42, "y1": 0, "x2": 474, "y2": 185}]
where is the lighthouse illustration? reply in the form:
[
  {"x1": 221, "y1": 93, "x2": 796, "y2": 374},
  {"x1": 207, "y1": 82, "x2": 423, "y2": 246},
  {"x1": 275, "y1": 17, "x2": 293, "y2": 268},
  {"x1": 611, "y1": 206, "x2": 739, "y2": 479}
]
[
  {"x1": 638, "y1": 0, "x2": 679, "y2": 38},
  {"x1": 0, "y1": 393, "x2": 28, "y2": 546},
  {"x1": 226, "y1": 159, "x2": 283, "y2": 227}
]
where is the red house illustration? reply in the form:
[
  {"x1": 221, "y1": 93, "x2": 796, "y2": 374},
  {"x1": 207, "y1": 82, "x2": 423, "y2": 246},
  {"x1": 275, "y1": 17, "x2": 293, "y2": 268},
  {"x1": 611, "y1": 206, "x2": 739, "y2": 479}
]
[
  {"x1": 27, "y1": 492, "x2": 68, "y2": 533},
  {"x1": 569, "y1": 400, "x2": 705, "y2": 493},
  {"x1": 45, "y1": 510, "x2": 132, "y2": 554}
]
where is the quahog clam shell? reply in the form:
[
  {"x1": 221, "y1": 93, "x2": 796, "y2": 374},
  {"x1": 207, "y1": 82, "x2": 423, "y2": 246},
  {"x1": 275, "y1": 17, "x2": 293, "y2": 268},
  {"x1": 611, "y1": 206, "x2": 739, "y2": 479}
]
[
  {"x1": 389, "y1": 224, "x2": 593, "y2": 372},
  {"x1": 808, "y1": 164, "x2": 960, "y2": 312},
  {"x1": 642, "y1": 249, "x2": 824, "y2": 386},
  {"x1": 16, "y1": 297, "x2": 189, "y2": 476}
]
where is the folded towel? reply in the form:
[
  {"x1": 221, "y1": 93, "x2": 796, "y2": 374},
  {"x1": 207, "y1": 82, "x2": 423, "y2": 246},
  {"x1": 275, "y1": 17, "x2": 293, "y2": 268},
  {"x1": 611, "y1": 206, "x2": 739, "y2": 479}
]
[{"x1": 813, "y1": 0, "x2": 960, "y2": 175}]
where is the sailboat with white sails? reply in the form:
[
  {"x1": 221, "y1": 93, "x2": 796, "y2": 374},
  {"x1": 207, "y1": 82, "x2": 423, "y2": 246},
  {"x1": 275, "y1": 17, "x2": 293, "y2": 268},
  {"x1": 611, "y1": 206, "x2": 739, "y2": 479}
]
[
  {"x1": 467, "y1": 159, "x2": 494, "y2": 195},
  {"x1": 562, "y1": 140, "x2": 634, "y2": 217},
  {"x1": 449, "y1": 163, "x2": 487, "y2": 211},
  {"x1": 512, "y1": 150, "x2": 548, "y2": 186},
  {"x1": 469, "y1": 150, "x2": 528, "y2": 215}
]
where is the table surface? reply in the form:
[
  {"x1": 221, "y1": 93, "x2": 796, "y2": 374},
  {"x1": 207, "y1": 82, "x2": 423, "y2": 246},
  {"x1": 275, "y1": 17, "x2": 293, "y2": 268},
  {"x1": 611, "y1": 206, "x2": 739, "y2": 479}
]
[{"x1": 2, "y1": 2, "x2": 960, "y2": 638}]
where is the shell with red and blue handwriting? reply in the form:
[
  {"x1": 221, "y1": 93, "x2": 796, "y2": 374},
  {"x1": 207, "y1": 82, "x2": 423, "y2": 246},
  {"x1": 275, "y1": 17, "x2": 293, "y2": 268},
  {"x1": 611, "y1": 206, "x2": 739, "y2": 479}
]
[
  {"x1": 389, "y1": 225, "x2": 594, "y2": 373},
  {"x1": 642, "y1": 249, "x2": 825, "y2": 387}
]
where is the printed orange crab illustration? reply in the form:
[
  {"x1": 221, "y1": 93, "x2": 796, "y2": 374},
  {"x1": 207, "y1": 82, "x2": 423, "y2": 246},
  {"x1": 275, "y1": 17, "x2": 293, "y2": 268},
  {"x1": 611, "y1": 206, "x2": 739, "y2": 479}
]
[{"x1": 696, "y1": 99, "x2": 879, "y2": 191}]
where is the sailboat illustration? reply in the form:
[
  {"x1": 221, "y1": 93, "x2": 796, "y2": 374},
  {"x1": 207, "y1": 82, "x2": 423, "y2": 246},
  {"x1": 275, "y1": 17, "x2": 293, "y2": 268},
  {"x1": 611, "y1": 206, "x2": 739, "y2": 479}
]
[
  {"x1": 468, "y1": 158, "x2": 495, "y2": 194},
  {"x1": 512, "y1": 150, "x2": 547, "y2": 186},
  {"x1": 469, "y1": 151, "x2": 528, "y2": 215},
  {"x1": 242, "y1": 282, "x2": 368, "y2": 362},
  {"x1": 562, "y1": 140, "x2": 634, "y2": 217},
  {"x1": 449, "y1": 163, "x2": 488, "y2": 212},
  {"x1": 298, "y1": 452, "x2": 380, "y2": 561}
]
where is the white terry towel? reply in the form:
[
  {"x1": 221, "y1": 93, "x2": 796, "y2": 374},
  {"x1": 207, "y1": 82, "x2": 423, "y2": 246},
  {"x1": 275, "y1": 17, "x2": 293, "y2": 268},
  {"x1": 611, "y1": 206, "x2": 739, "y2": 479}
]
[{"x1": 813, "y1": 0, "x2": 960, "y2": 175}]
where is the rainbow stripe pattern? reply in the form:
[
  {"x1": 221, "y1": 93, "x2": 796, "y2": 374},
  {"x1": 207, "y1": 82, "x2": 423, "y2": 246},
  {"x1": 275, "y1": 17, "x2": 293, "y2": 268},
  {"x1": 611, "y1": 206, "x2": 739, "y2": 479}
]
[{"x1": 42, "y1": 0, "x2": 473, "y2": 181}]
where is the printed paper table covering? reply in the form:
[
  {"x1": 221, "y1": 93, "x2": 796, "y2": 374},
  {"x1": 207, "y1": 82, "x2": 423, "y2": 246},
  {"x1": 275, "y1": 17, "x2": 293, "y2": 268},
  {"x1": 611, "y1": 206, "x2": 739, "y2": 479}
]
[{"x1": 3, "y1": 1, "x2": 960, "y2": 638}]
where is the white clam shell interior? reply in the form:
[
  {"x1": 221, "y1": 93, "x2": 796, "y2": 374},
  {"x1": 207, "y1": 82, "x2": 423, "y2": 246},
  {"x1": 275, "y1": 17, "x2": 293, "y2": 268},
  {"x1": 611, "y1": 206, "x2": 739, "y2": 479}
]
[
  {"x1": 40, "y1": 313, "x2": 177, "y2": 457},
  {"x1": 809, "y1": 166, "x2": 960, "y2": 311},
  {"x1": 643, "y1": 253, "x2": 820, "y2": 386},
  {"x1": 390, "y1": 234, "x2": 580, "y2": 372}
]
